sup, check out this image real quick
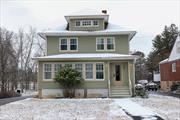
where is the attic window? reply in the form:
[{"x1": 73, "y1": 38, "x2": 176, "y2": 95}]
[
  {"x1": 75, "y1": 20, "x2": 99, "y2": 27},
  {"x1": 75, "y1": 21, "x2": 81, "y2": 26}
]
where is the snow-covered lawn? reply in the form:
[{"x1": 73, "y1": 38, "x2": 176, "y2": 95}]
[
  {"x1": 132, "y1": 94, "x2": 180, "y2": 120},
  {"x1": 0, "y1": 98, "x2": 132, "y2": 120},
  {"x1": 0, "y1": 94, "x2": 179, "y2": 120}
]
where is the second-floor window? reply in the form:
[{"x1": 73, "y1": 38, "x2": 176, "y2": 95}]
[
  {"x1": 59, "y1": 38, "x2": 78, "y2": 51},
  {"x1": 96, "y1": 37, "x2": 115, "y2": 51},
  {"x1": 75, "y1": 20, "x2": 99, "y2": 27}
]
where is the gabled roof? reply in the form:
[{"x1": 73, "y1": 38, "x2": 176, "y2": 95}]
[
  {"x1": 38, "y1": 23, "x2": 136, "y2": 41},
  {"x1": 169, "y1": 33, "x2": 180, "y2": 61},
  {"x1": 159, "y1": 33, "x2": 180, "y2": 64},
  {"x1": 34, "y1": 53, "x2": 136, "y2": 61}
]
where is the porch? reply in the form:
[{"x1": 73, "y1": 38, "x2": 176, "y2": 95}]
[{"x1": 107, "y1": 61, "x2": 135, "y2": 97}]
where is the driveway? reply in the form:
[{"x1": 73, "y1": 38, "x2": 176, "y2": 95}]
[{"x1": 0, "y1": 95, "x2": 34, "y2": 106}]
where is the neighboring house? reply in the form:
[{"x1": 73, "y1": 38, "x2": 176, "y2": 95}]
[
  {"x1": 35, "y1": 10, "x2": 137, "y2": 98},
  {"x1": 159, "y1": 33, "x2": 180, "y2": 91}
]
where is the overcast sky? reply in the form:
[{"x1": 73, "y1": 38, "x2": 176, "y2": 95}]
[{"x1": 0, "y1": 0, "x2": 180, "y2": 56}]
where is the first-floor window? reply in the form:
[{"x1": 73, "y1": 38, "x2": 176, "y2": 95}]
[
  {"x1": 75, "y1": 64, "x2": 83, "y2": 76},
  {"x1": 96, "y1": 63, "x2": 104, "y2": 79},
  {"x1": 44, "y1": 64, "x2": 52, "y2": 79},
  {"x1": 85, "y1": 63, "x2": 93, "y2": 79},
  {"x1": 54, "y1": 64, "x2": 61, "y2": 76}
]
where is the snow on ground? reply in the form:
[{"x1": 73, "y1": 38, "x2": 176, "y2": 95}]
[
  {"x1": 132, "y1": 94, "x2": 180, "y2": 120},
  {"x1": 0, "y1": 94, "x2": 179, "y2": 120},
  {"x1": 114, "y1": 99, "x2": 156, "y2": 118},
  {"x1": 21, "y1": 90, "x2": 38, "y2": 96},
  {"x1": 0, "y1": 98, "x2": 132, "y2": 120}
]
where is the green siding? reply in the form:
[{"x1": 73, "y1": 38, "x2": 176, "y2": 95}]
[
  {"x1": 69, "y1": 18, "x2": 104, "y2": 31},
  {"x1": 46, "y1": 35, "x2": 129, "y2": 55},
  {"x1": 38, "y1": 61, "x2": 132, "y2": 90}
]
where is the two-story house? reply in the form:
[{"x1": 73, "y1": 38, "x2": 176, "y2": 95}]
[{"x1": 36, "y1": 10, "x2": 137, "y2": 98}]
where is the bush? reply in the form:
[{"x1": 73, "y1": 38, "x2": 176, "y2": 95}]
[
  {"x1": 54, "y1": 66, "x2": 84, "y2": 98},
  {"x1": 135, "y1": 84, "x2": 148, "y2": 98},
  {"x1": 0, "y1": 91, "x2": 21, "y2": 99},
  {"x1": 171, "y1": 83, "x2": 180, "y2": 91}
]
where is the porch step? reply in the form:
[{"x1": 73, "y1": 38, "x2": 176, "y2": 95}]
[{"x1": 110, "y1": 86, "x2": 131, "y2": 98}]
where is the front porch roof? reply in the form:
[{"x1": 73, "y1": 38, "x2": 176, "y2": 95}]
[{"x1": 34, "y1": 53, "x2": 137, "y2": 61}]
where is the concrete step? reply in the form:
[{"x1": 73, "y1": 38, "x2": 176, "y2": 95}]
[
  {"x1": 109, "y1": 94, "x2": 132, "y2": 98},
  {"x1": 110, "y1": 90, "x2": 130, "y2": 93}
]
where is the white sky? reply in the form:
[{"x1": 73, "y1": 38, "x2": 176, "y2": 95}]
[{"x1": 0, "y1": 0, "x2": 180, "y2": 56}]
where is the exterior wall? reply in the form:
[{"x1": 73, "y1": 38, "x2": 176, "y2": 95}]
[
  {"x1": 160, "y1": 59, "x2": 180, "y2": 91},
  {"x1": 69, "y1": 18, "x2": 104, "y2": 31},
  {"x1": 46, "y1": 35, "x2": 129, "y2": 55},
  {"x1": 38, "y1": 60, "x2": 134, "y2": 98}
]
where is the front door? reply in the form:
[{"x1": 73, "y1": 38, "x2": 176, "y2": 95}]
[{"x1": 112, "y1": 64, "x2": 122, "y2": 85}]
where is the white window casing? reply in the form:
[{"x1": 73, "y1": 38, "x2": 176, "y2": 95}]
[
  {"x1": 96, "y1": 37, "x2": 115, "y2": 51},
  {"x1": 75, "y1": 20, "x2": 99, "y2": 27},
  {"x1": 59, "y1": 38, "x2": 78, "y2": 52},
  {"x1": 42, "y1": 62, "x2": 104, "y2": 81},
  {"x1": 172, "y1": 63, "x2": 176, "y2": 72}
]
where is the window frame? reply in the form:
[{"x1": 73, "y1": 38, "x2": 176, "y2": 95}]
[
  {"x1": 43, "y1": 63, "x2": 53, "y2": 81},
  {"x1": 42, "y1": 62, "x2": 104, "y2": 81},
  {"x1": 172, "y1": 63, "x2": 176, "y2": 72},
  {"x1": 59, "y1": 38, "x2": 78, "y2": 52},
  {"x1": 96, "y1": 37, "x2": 115, "y2": 51},
  {"x1": 96, "y1": 38, "x2": 105, "y2": 51},
  {"x1": 95, "y1": 63, "x2": 104, "y2": 80},
  {"x1": 75, "y1": 20, "x2": 99, "y2": 27}
]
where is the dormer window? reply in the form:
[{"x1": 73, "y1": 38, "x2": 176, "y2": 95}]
[
  {"x1": 75, "y1": 21, "x2": 81, "y2": 26},
  {"x1": 75, "y1": 20, "x2": 99, "y2": 27}
]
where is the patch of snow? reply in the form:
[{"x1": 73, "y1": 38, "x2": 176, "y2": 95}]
[
  {"x1": 114, "y1": 99, "x2": 156, "y2": 117},
  {"x1": 34, "y1": 53, "x2": 136, "y2": 60},
  {"x1": 132, "y1": 94, "x2": 180, "y2": 120}
]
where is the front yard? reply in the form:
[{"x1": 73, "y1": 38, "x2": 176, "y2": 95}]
[{"x1": 0, "y1": 94, "x2": 179, "y2": 120}]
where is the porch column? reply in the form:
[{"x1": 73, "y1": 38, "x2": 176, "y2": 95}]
[
  {"x1": 128, "y1": 61, "x2": 132, "y2": 96},
  {"x1": 107, "y1": 62, "x2": 110, "y2": 97}
]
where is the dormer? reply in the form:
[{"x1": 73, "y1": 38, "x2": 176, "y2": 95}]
[{"x1": 65, "y1": 10, "x2": 109, "y2": 31}]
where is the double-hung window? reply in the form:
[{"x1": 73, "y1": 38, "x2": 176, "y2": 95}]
[
  {"x1": 96, "y1": 63, "x2": 104, "y2": 79},
  {"x1": 75, "y1": 64, "x2": 83, "y2": 76},
  {"x1": 60, "y1": 39, "x2": 68, "y2": 50},
  {"x1": 54, "y1": 64, "x2": 61, "y2": 76},
  {"x1": 85, "y1": 63, "x2": 93, "y2": 79},
  {"x1": 96, "y1": 38, "x2": 105, "y2": 50},
  {"x1": 96, "y1": 37, "x2": 115, "y2": 51},
  {"x1": 59, "y1": 38, "x2": 78, "y2": 51},
  {"x1": 70, "y1": 38, "x2": 77, "y2": 50},
  {"x1": 107, "y1": 37, "x2": 114, "y2": 50},
  {"x1": 44, "y1": 64, "x2": 52, "y2": 80}
]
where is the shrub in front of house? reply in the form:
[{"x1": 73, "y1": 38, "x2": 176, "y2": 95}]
[
  {"x1": 135, "y1": 84, "x2": 148, "y2": 98},
  {"x1": 54, "y1": 66, "x2": 84, "y2": 98},
  {"x1": 171, "y1": 82, "x2": 180, "y2": 92}
]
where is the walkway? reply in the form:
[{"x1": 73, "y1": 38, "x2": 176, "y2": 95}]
[{"x1": 114, "y1": 99, "x2": 164, "y2": 120}]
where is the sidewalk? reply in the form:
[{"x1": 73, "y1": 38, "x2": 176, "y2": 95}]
[{"x1": 114, "y1": 99, "x2": 163, "y2": 120}]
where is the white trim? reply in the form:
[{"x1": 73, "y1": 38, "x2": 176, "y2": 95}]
[
  {"x1": 96, "y1": 37, "x2": 115, "y2": 51},
  {"x1": 75, "y1": 20, "x2": 99, "y2": 27},
  {"x1": 42, "y1": 62, "x2": 105, "y2": 81},
  {"x1": 172, "y1": 63, "x2": 176, "y2": 72},
  {"x1": 43, "y1": 63, "x2": 53, "y2": 81},
  {"x1": 59, "y1": 37, "x2": 78, "y2": 52}
]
